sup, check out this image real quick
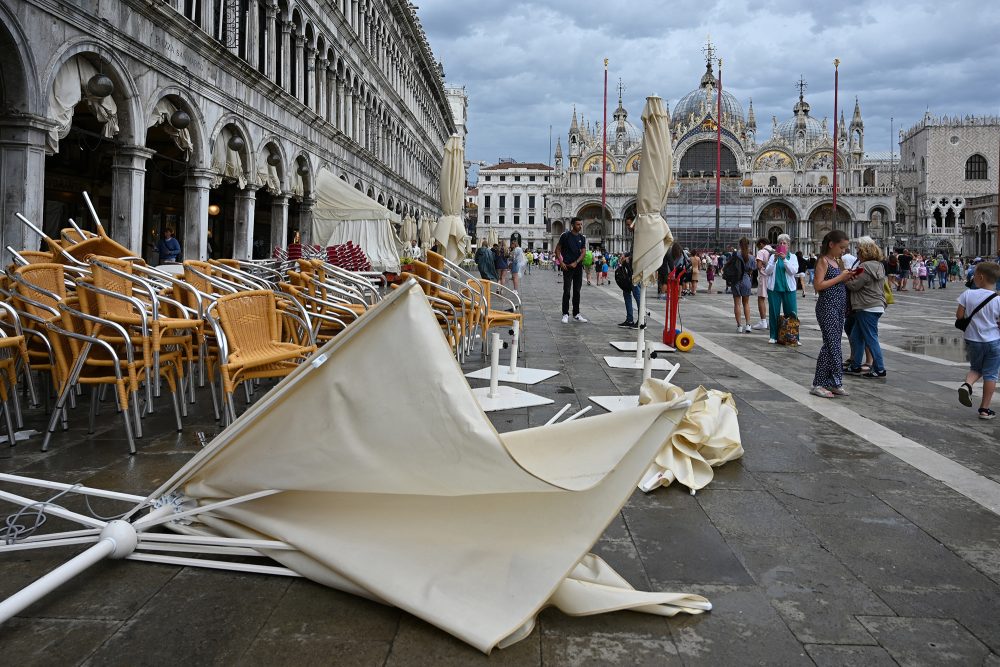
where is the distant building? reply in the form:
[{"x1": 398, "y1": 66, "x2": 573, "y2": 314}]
[
  {"x1": 477, "y1": 161, "x2": 553, "y2": 249},
  {"x1": 963, "y1": 195, "x2": 998, "y2": 257},
  {"x1": 898, "y1": 113, "x2": 1000, "y2": 256},
  {"x1": 547, "y1": 43, "x2": 894, "y2": 253}
]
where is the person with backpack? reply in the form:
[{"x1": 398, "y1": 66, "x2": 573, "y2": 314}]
[
  {"x1": 582, "y1": 247, "x2": 595, "y2": 285},
  {"x1": 936, "y1": 254, "x2": 949, "y2": 289},
  {"x1": 725, "y1": 238, "x2": 754, "y2": 333},
  {"x1": 956, "y1": 261, "x2": 1000, "y2": 419},
  {"x1": 615, "y1": 252, "x2": 641, "y2": 328}
]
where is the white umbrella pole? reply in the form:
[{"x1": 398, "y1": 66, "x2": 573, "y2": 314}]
[
  {"x1": 488, "y1": 333, "x2": 501, "y2": 399},
  {"x1": 642, "y1": 340, "x2": 653, "y2": 382},
  {"x1": 0, "y1": 519, "x2": 139, "y2": 624},
  {"x1": 508, "y1": 321, "x2": 520, "y2": 376},
  {"x1": 634, "y1": 283, "x2": 647, "y2": 362}
]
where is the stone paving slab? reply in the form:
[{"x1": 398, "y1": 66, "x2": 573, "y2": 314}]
[{"x1": 0, "y1": 271, "x2": 998, "y2": 664}]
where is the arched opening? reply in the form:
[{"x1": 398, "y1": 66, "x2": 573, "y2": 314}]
[
  {"x1": 143, "y1": 96, "x2": 197, "y2": 263},
  {"x1": 678, "y1": 141, "x2": 738, "y2": 176},
  {"x1": 577, "y1": 203, "x2": 611, "y2": 249},
  {"x1": 809, "y1": 203, "x2": 850, "y2": 236},
  {"x1": 863, "y1": 168, "x2": 875, "y2": 187},
  {"x1": 757, "y1": 201, "x2": 797, "y2": 242},
  {"x1": 595, "y1": 177, "x2": 602, "y2": 188},
  {"x1": 965, "y1": 154, "x2": 988, "y2": 180},
  {"x1": 768, "y1": 176, "x2": 777, "y2": 187},
  {"x1": 286, "y1": 156, "x2": 311, "y2": 247},
  {"x1": 944, "y1": 209, "x2": 956, "y2": 229},
  {"x1": 207, "y1": 123, "x2": 250, "y2": 258},
  {"x1": 767, "y1": 225, "x2": 783, "y2": 245},
  {"x1": 43, "y1": 54, "x2": 129, "y2": 242}
]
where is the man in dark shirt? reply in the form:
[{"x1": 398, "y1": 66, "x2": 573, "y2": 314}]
[
  {"x1": 897, "y1": 249, "x2": 912, "y2": 291},
  {"x1": 556, "y1": 217, "x2": 587, "y2": 323}
]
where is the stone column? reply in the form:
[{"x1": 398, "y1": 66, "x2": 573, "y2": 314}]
[
  {"x1": 359, "y1": 101, "x2": 367, "y2": 150},
  {"x1": 304, "y1": 46, "x2": 316, "y2": 107},
  {"x1": 0, "y1": 116, "x2": 51, "y2": 262},
  {"x1": 325, "y1": 67, "x2": 335, "y2": 123},
  {"x1": 110, "y1": 145, "x2": 155, "y2": 253},
  {"x1": 183, "y1": 168, "x2": 213, "y2": 261},
  {"x1": 295, "y1": 34, "x2": 304, "y2": 100},
  {"x1": 336, "y1": 77, "x2": 345, "y2": 132},
  {"x1": 280, "y1": 22, "x2": 292, "y2": 91},
  {"x1": 265, "y1": 4, "x2": 277, "y2": 80},
  {"x1": 298, "y1": 197, "x2": 315, "y2": 246},
  {"x1": 317, "y1": 58, "x2": 328, "y2": 117},
  {"x1": 270, "y1": 194, "x2": 289, "y2": 252},
  {"x1": 232, "y1": 185, "x2": 259, "y2": 260},
  {"x1": 246, "y1": 0, "x2": 259, "y2": 68},
  {"x1": 345, "y1": 89, "x2": 354, "y2": 140}
]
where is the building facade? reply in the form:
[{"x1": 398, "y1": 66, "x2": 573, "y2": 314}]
[
  {"x1": 445, "y1": 84, "x2": 468, "y2": 149},
  {"x1": 0, "y1": 0, "x2": 455, "y2": 263},
  {"x1": 547, "y1": 50, "x2": 895, "y2": 253},
  {"x1": 897, "y1": 113, "x2": 999, "y2": 257},
  {"x1": 476, "y1": 161, "x2": 553, "y2": 249}
]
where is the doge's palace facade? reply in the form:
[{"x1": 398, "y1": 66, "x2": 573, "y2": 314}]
[{"x1": 0, "y1": 0, "x2": 455, "y2": 261}]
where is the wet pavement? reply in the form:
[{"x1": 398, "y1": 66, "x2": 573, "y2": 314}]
[{"x1": 1, "y1": 270, "x2": 998, "y2": 665}]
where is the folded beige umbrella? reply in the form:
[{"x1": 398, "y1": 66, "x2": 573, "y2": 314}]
[
  {"x1": 420, "y1": 215, "x2": 435, "y2": 247},
  {"x1": 636, "y1": 382, "x2": 744, "y2": 492},
  {"x1": 433, "y1": 135, "x2": 469, "y2": 261},
  {"x1": 632, "y1": 96, "x2": 674, "y2": 284},
  {"x1": 487, "y1": 227, "x2": 499, "y2": 247},
  {"x1": 0, "y1": 282, "x2": 713, "y2": 653}
]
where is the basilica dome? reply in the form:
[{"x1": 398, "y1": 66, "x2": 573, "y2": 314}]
[
  {"x1": 772, "y1": 97, "x2": 829, "y2": 145},
  {"x1": 671, "y1": 63, "x2": 745, "y2": 126}
]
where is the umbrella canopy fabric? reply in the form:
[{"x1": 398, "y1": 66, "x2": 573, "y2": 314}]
[
  {"x1": 152, "y1": 281, "x2": 710, "y2": 653},
  {"x1": 636, "y1": 382, "x2": 743, "y2": 492},
  {"x1": 420, "y1": 216, "x2": 435, "y2": 247},
  {"x1": 486, "y1": 228, "x2": 499, "y2": 247},
  {"x1": 311, "y1": 169, "x2": 401, "y2": 272},
  {"x1": 632, "y1": 96, "x2": 675, "y2": 284},
  {"x1": 433, "y1": 135, "x2": 469, "y2": 262}
]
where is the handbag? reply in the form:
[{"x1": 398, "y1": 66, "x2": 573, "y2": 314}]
[
  {"x1": 955, "y1": 292, "x2": 998, "y2": 331},
  {"x1": 882, "y1": 279, "x2": 894, "y2": 305},
  {"x1": 777, "y1": 314, "x2": 800, "y2": 346}
]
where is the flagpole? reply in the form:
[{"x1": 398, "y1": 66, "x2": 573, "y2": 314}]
[
  {"x1": 832, "y1": 58, "x2": 840, "y2": 222},
  {"x1": 715, "y1": 57, "x2": 723, "y2": 251},
  {"x1": 602, "y1": 58, "x2": 609, "y2": 251}
]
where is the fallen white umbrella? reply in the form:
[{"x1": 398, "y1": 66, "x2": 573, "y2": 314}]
[
  {"x1": 465, "y1": 321, "x2": 560, "y2": 385},
  {"x1": 592, "y1": 340, "x2": 679, "y2": 413},
  {"x1": 0, "y1": 282, "x2": 713, "y2": 654}
]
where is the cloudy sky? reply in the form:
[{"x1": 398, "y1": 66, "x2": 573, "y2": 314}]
[{"x1": 417, "y1": 0, "x2": 1000, "y2": 175}]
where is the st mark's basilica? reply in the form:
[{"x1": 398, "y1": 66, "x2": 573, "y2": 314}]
[{"x1": 547, "y1": 48, "x2": 896, "y2": 253}]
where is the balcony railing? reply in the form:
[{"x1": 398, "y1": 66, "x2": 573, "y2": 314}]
[
  {"x1": 740, "y1": 185, "x2": 894, "y2": 196},
  {"x1": 929, "y1": 227, "x2": 962, "y2": 236}
]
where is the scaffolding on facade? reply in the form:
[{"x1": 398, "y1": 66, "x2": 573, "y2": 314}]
[{"x1": 665, "y1": 179, "x2": 753, "y2": 251}]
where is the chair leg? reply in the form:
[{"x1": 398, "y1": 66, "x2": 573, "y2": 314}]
[
  {"x1": 88, "y1": 386, "x2": 99, "y2": 434},
  {"x1": 208, "y1": 373, "x2": 220, "y2": 422},
  {"x1": 225, "y1": 392, "x2": 238, "y2": 425},
  {"x1": 114, "y1": 388, "x2": 136, "y2": 455},
  {"x1": 10, "y1": 378, "x2": 23, "y2": 429},
  {"x1": 2, "y1": 399, "x2": 15, "y2": 450},
  {"x1": 22, "y1": 362, "x2": 38, "y2": 409},
  {"x1": 131, "y1": 390, "x2": 144, "y2": 439},
  {"x1": 170, "y1": 381, "x2": 183, "y2": 433},
  {"x1": 154, "y1": 349, "x2": 162, "y2": 398},
  {"x1": 43, "y1": 381, "x2": 76, "y2": 452}
]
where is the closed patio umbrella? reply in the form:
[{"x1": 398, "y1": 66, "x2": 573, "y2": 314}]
[{"x1": 433, "y1": 136, "x2": 469, "y2": 262}]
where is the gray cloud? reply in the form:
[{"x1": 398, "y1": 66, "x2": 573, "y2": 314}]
[{"x1": 418, "y1": 0, "x2": 1000, "y2": 168}]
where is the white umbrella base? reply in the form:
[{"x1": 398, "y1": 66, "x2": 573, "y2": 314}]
[
  {"x1": 604, "y1": 356, "x2": 677, "y2": 371},
  {"x1": 609, "y1": 341, "x2": 676, "y2": 353},
  {"x1": 464, "y1": 367, "x2": 559, "y2": 385},
  {"x1": 471, "y1": 385, "x2": 554, "y2": 412},
  {"x1": 588, "y1": 395, "x2": 641, "y2": 413}
]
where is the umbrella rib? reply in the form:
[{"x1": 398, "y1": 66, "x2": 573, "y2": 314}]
[{"x1": 132, "y1": 489, "x2": 282, "y2": 531}]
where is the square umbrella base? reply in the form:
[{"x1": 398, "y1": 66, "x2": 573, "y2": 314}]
[
  {"x1": 464, "y1": 367, "x2": 560, "y2": 385},
  {"x1": 471, "y1": 386, "x2": 554, "y2": 412},
  {"x1": 588, "y1": 395, "x2": 641, "y2": 413},
  {"x1": 609, "y1": 341, "x2": 676, "y2": 353},
  {"x1": 603, "y1": 356, "x2": 676, "y2": 371}
]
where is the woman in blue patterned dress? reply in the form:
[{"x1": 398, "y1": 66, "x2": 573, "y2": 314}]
[{"x1": 811, "y1": 230, "x2": 855, "y2": 398}]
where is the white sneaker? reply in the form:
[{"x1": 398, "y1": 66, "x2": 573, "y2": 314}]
[
  {"x1": 737, "y1": 324, "x2": 744, "y2": 333},
  {"x1": 574, "y1": 314, "x2": 588, "y2": 322},
  {"x1": 768, "y1": 338, "x2": 776, "y2": 344},
  {"x1": 751, "y1": 320, "x2": 768, "y2": 330},
  {"x1": 743, "y1": 324, "x2": 752, "y2": 333},
  {"x1": 561, "y1": 314, "x2": 569, "y2": 324}
]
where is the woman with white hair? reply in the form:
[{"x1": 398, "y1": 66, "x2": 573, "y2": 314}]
[
  {"x1": 845, "y1": 236, "x2": 888, "y2": 378},
  {"x1": 761, "y1": 233, "x2": 799, "y2": 344}
]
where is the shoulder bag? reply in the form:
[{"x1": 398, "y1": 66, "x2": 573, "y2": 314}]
[{"x1": 955, "y1": 292, "x2": 999, "y2": 331}]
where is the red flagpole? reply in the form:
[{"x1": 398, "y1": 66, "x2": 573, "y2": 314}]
[
  {"x1": 832, "y1": 59, "x2": 840, "y2": 219},
  {"x1": 601, "y1": 58, "x2": 608, "y2": 248},
  {"x1": 715, "y1": 58, "x2": 723, "y2": 250}
]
